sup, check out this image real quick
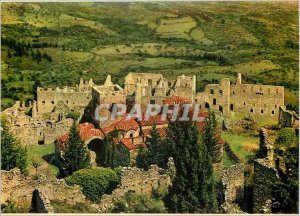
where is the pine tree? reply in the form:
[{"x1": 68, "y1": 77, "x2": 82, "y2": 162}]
[
  {"x1": 165, "y1": 120, "x2": 217, "y2": 213},
  {"x1": 61, "y1": 122, "x2": 90, "y2": 176},
  {"x1": 1, "y1": 117, "x2": 28, "y2": 175},
  {"x1": 203, "y1": 111, "x2": 222, "y2": 163}
]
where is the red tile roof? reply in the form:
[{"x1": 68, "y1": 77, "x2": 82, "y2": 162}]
[
  {"x1": 102, "y1": 115, "x2": 140, "y2": 133},
  {"x1": 195, "y1": 121, "x2": 206, "y2": 132},
  {"x1": 56, "y1": 123, "x2": 104, "y2": 144},
  {"x1": 142, "y1": 127, "x2": 167, "y2": 138},
  {"x1": 139, "y1": 115, "x2": 169, "y2": 126},
  {"x1": 113, "y1": 138, "x2": 145, "y2": 150},
  {"x1": 164, "y1": 95, "x2": 192, "y2": 105}
]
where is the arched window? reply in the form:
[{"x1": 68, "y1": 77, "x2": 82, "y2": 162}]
[
  {"x1": 213, "y1": 98, "x2": 217, "y2": 105},
  {"x1": 230, "y1": 104, "x2": 234, "y2": 111}
]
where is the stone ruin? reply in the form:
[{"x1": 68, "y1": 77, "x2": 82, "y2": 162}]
[
  {"x1": 1, "y1": 168, "x2": 88, "y2": 213},
  {"x1": 2, "y1": 72, "x2": 287, "y2": 148},
  {"x1": 253, "y1": 127, "x2": 279, "y2": 213},
  {"x1": 96, "y1": 158, "x2": 174, "y2": 213},
  {"x1": 253, "y1": 158, "x2": 279, "y2": 213},
  {"x1": 258, "y1": 127, "x2": 274, "y2": 161},
  {"x1": 221, "y1": 163, "x2": 246, "y2": 214},
  {"x1": 278, "y1": 105, "x2": 299, "y2": 128}
]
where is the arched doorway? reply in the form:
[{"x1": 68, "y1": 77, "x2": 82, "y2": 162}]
[
  {"x1": 87, "y1": 138, "x2": 105, "y2": 166},
  {"x1": 205, "y1": 102, "x2": 210, "y2": 109},
  {"x1": 230, "y1": 104, "x2": 234, "y2": 111}
]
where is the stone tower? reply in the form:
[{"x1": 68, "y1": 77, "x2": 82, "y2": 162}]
[
  {"x1": 32, "y1": 100, "x2": 37, "y2": 118},
  {"x1": 236, "y1": 73, "x2": 242, "y2": 85}
]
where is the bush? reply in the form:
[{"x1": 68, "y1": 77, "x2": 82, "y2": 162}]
[
  {"x1": 51, "y1": 200, "x2": 97, "y2": 213},
  {"x1": 275, "y1": 128, "x2": 297, "y2": 147},
  {"x1": 112, "y1": 191, "x2": 166, "y2": 213},
  {"x1": 66, "y1": 112, "x2": 81, "y2": 121},
  {"x1": 65, "y1": 167, "x2": 120, "y2": 202}
]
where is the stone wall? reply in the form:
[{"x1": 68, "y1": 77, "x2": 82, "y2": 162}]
[
  {"x1": 37, "y1": 88, "x2": 92, "y2": 114},
  {"x1": 253, "y1": 159, "x2": 279, "y2": 213},
  {"x1": 1, "y1": 168, "x2": 87, "y2": 212},
  {"x1": 11, "y1": 118, "x2": 73, "y2": 146},
  {"x1": 124, "y1": 72, "x2": 195, "y2": 108},
  {"x1": 96, "y1": 164, "x2": 173, "y2": 212},
  {"x1": 221, "y1": 163, "x2": 245, "y2": 204},
  {"x1": 195, "y1": 78, "x2": 231, "y2": 115},
  {"x1": 278, "y1": 105, "x2": 298, "y2": 128},
  {"x1": 230, "y1": 77, "x2": 284, "y2": 117},
  {"x1": 195, "y1": 73, "x2": 284, "y2": 117}
]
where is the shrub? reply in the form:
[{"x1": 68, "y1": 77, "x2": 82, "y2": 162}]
[
  {"x1": 65, "y1": 167, "x2": 120, "y2": 202},
  {"x1": 51, "y1": 200, "x2": 97, "y2": 213},
  {"x1": 275, "y1": 128, "x2": 297, "y2": 147},
  {"x1": 112, "y1": 191, "x2": 166, "y2": 213},
  {"x1": 66, "y1": 112, "x2": 80, "y2": 121}
]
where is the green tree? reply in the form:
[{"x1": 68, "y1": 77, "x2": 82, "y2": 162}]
[
  {"x1": 273, "y1": 146, "x2": 298, "y2": 213},
  {"x1": 164, "y1": 120, "x2": 217, "y2": 213},
  {"x1": 203, "y1": 111, "x2": 222, "y2": 163},
  {"x1": 136, "y1": 125, "x2": 170, "y2": 169},
  {"x1": 1, "y1": 117, "x2": 28, "y2": 175},
  {"x1": 61, "y1": 122, "x2": 90, "y2": 176}
]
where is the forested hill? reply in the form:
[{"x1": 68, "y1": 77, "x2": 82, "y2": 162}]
[{"x1": 1, "y1": 2, "x2": 298, "y2": 111}]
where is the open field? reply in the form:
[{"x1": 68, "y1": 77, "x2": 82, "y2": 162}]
[{"x1": 1, "y1": 2, "x2": 298, "y2": 111}]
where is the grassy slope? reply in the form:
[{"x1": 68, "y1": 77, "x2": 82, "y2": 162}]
[
  {"x1": 1, "y1": 1, "x2": 298, "y2": 110},
  {"x1": 27, "y1": 143, "x2": 58, "y2": 179},
  {"x1": 222, "y1": 132, "x2": 259, "y2": 163}
]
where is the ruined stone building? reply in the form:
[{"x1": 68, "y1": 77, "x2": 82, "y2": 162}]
[
  {"x1": 195, "y1": 73, "x2": 285, "y2": 117},
  {"x1": 124, "y1": 72, "x2": 196, "y2": 109},
  {"x1": 2, "y1": 78, "x2": 94, "y2": 146},
  {"x1": 3, "y1": 72, "x2": 286, "y2": 149},
  {"x1": 37, "y1": 78, "x2": 94, "y2": 114}
]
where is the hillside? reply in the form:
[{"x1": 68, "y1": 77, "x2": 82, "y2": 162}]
[{"x1": 1, "y1": 2, "x2": 298, "y2": 110}]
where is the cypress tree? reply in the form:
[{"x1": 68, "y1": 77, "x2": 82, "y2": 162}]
[
  {"x1": 165, "y1": 120, "x2": 217, "y2": 213},
  {"x1": 136, "y1": 125, "x2": 170, "y2": 169},
  {"x1": 1, "y1": 117, "x2": 28, "y2": 175},
  {"x1": 61, "y1": 122, "x2": 90, "y2": 176},
  {"x1": 203, "y1": 111, "x2": 222, "y2": 163}
]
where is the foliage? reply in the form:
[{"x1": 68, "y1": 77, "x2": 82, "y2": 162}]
[
  {"x1": 164, "y1": 120, "x2": 217, "y2": 213},
  {"x1": 51, "y1": 199, "x2": 97, "y2": 213},
  {"x1": 275, "y1": 128, "x2": 297, "y2": 147},
  {"x1": 1, "y1": 201, "x2": 28, "y2": 213},
  {"x1": 66, "y1": 111, "x2": 81, "y2": 121},
  {"x1": 1, "y1": 2, "x2": 298, "y2": 110},
  {"x1": 136, "y1": 125, "x2": 171, "y2": 169},
  {"x1": 1, "y1": 116, "x2": 28, "y2": 175},
  {"x1": 31, "y1": 157, "x2": 41, "y2": 177},
  {"x1": 112, "y1": 191, "x2": 166, "y2": 213},
  {"x1": 60, "y1": 122, "x2": 90, "y2": 176},
  {"x1": 272, "y1": 146, "x2": 298, "y2": 213},
  {"x1": 203, "y1": 111, "x2": 222, "y2": 163},
  {"x1": 65, "y1": 167, "x2": 120, "y2": 202}
]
